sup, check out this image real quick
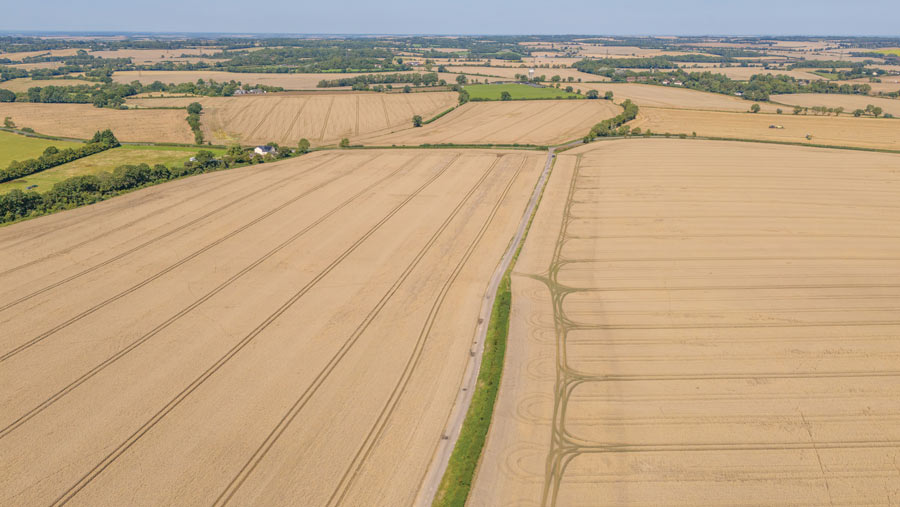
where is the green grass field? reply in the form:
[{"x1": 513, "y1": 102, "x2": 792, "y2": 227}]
[
  {"x1": 875, "y1": 48, "x2": 900, "y2": 57},
  {"x1": 0, "y1": 144, "x2": 225, "y2": 193},
  {"x1": 0, "y1": 131, "x2": 84, "y2": 169},
  {"x1": 464, "y1": 83, "x2": 582, "y2": 100}
]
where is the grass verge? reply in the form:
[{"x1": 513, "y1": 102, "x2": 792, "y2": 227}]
[{"x1": 432, "y1": 152, "x2": 550, "y2": 507}]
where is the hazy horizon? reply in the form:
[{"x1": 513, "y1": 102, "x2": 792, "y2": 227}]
[{"x1": 2, "y1": 0, "x2": 898, "y2": 37}]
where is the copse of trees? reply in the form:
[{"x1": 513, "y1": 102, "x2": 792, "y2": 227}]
[
  {"x1": 0, "y1": 88, "x2": 14, "y2": 102},
  {"x1": 186, "y1": 102, "x2": 204, "y2": 144},
  {"x1": 0, "y1": 129, "x2": 120, "y2": 184},
  {"x1": 584, "y1": 99, "x2": 639, "y2": 141}
]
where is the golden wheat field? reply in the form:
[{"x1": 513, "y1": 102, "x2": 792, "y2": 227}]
[
  {"x1": 0, "y1": 103, "x2": 194, "y2": 143},
  {"x1": 0, "y1": 148, "x2": 543, "y2": 506},
  {"x1": 359, "y1": 99, "x2": 621, "y2": 146},
  {"x1": 127, "y1": 92, "x2": 458, "y2": 146},
  {"x1": 472, "y1": 138, "x2": 900, "y2": 506},
  {"x1": 630, "y1": 107, "x2": 900, "y2": 150}
]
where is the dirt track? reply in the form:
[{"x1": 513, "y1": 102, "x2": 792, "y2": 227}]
[
  {"x1": 471, "y1": 139, "x2": 900, "y2": 506},
  {"x1": 0, "y1": 149, "x2": 543, "y2": 506}
]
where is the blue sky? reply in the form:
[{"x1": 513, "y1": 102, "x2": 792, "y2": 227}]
[{"x1": 1, "y1": 0, "x2": 898, "y2": 36}]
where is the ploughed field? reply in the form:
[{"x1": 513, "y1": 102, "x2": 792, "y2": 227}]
[
  {"x1": 0, "y1": 149, "x2": 544, "y2": 506},
  {"x1": 127, "y1": 92, "x2": 457, "y2": 146},
  {"x1": 471, "y1": 139, "x2": 900, "y2": 506},
  {"x1": 360, "y1": 100, "x2": 622, "y2": 146}
]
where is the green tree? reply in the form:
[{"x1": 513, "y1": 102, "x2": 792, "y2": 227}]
[
  {"x1": 298, "y1": 138, "x2": 311, "y2": 153},
  {"x1": 853, "y1": 109, "x2": 864, "y2": 117},
  {"x1": 776, "y1": 108, "x2": 783, "y2": 114},
  {"x1": 412, "y1": 115, "x2": 423, "y2": 127},
  {"x1": 793, "y1": 105, "x2": 803, "y2": 115},
  {"x1": 456, "y1": 74, "x2": 467, "y2": 85},
  {"x1": 0, "y1": 89, "x2": 15, "y2": 103},
  {"x1": 403, "y1": 85, "x2": 412, "y2": 93},
  {"x1": 750, "y1": 103, "x2": 761, "y2": 113},
  {"x1": 340, "y1": 138, "x2": 350, "y2": 148},
  {"x1": 500, "y1": 91, "x2": 512, "y2": 101},
  {"x1": 872, "y1": 106, "x2": 883, "y2": 117},
  {"x1": 458, "y1": 89, "x2": 470, "y2": 105},
  {"x1": 586, "y1": 90, "x2": 599, "y2": 99},
  {"x1": 3, "y1": 116, "x2": 14, "y2": 128},
  {"x1": 604, "y1": 91, "x2": 614, "y2": 100},
  {"x1": 187, "y1": 102, "x2": 203, "y2": 115}
]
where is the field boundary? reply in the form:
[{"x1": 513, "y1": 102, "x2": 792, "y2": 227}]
[{"x1": 421, "y1": 146, "x2": 556, "y2": 507}]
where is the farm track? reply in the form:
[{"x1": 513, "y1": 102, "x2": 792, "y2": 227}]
[
  {"x1": 0, "y1": 154, "x2": 339, "y2": 315},
  {"x1": 0, "y1": 155, "x2": 418, "y2": 438},
  {"x1": 46, "y1": 153, "x2": 461, "y2": 505}
]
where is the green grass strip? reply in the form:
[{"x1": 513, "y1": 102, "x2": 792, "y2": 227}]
[
  {"x1": 432, "y1": 269, "x2": 511, "y2": 507},
  {"x1": 433, "y1": 153, "x2": 549, "y2": 507}
]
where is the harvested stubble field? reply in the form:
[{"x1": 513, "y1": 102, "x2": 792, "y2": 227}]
[
  {"x1": 128, "y1": 92, "x2": 457, "y2": 146},
  {"x1": 578, "y1": 82, "x2": 783, "y2": 112},
  {"x1": 771, "y1": 93, "x2": 900, "y2": 117},
  {"x1": 471, "y1": 138, "x2": 900, "y2": 506},
  {"x1": 630, "y1": 107, "x2": 900, "y2": 150},
  {"x1": 112, "y1": 70, "x2": 462, "y2": 90},
  {"x1": 0, "y1": 103, "x2": 194, "y2": 143},
  {"x1": 0, "y1": 148, "x2": 544, "y2": 506},
  {"x1": 360, "y1": 100, "x2": 621, "y2": 146}
]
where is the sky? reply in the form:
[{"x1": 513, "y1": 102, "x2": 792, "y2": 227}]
[{"x1": 1, "y1": 0, "x2": 899, "y2": 36}]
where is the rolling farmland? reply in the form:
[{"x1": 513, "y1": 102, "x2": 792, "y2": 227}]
[
  {"x1": 127, "y1": 92, "x2": 457, "y2": 146},
  {"x1": 471, "y1": 139, "x2": 900, "y2": 506},
  {"x1": 360, "y1": 100, "x2": 621, "y2": 146},
  {"x1": 0, "y1": 103, "x2": 194, "y2": 143},
  {"x1": 0, "y1": 148, "x2": 543, "y2": 506}
]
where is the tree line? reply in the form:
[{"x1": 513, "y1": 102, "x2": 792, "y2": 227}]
[
  {"x1": 585, "y1": 99, "x2": 639, "y2": 141},
  {"x1": 0, "y1": 130, "x2": 120, "y2": 184}
]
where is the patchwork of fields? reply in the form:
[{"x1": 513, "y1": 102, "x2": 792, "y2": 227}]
[
  {"x1": 360, "y1": 100, "x2": 621, "y2": 146},
  {"x1": 0, "y1": 149, "x2": 543, "y2": 505},
  {"x1": 127, "y1": 92, "x2": 457, "y2": 146},
  {"x1": 472, "y1": 139, "x2": 900, "y2": 506}
]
